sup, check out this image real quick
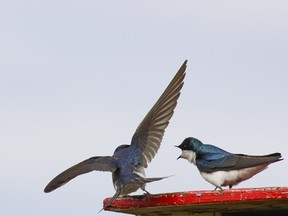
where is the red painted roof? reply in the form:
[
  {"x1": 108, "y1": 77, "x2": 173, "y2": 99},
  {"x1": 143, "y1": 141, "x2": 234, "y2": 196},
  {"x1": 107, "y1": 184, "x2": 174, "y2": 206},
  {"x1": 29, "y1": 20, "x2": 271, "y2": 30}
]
[{"x1": 104, "y1": 187, "x2": 288, "y2": 215}]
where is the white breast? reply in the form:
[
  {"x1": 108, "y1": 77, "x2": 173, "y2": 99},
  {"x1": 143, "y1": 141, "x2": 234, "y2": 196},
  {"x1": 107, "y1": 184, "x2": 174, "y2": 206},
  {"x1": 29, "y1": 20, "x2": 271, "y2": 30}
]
[
  {"x1": 180, "y1": 150, "x2": 197, "y2": 165},
  {"x1": 200, "y1": 164, "x2": 269, "y2": 189}
]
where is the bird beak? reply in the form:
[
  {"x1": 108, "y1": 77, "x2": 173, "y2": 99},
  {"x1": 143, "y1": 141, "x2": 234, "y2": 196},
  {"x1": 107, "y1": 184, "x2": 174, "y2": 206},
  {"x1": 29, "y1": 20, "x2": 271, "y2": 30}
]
[{"x1": 175, "y1": 145, "x2": 182, "y2": 160}]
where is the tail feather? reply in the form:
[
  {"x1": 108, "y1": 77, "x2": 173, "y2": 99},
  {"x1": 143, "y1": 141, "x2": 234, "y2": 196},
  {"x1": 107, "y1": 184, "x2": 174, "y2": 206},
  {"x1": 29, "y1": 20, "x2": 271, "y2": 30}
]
[
  {"x1": 100, "y1": 175, "x2": 171, "y2": 212},
  {"x1": 263, "y1": 153, "x2": 283, "y2": 162},
  {"x1": 137, "y1": 176, "x2": 171, "y2": 183},
  {"x1": 234, "y1": 152, "x2": 283, "y2": 169},
  {"x1": 141, "y1": 175, "x2": 172, "y2": 183}
]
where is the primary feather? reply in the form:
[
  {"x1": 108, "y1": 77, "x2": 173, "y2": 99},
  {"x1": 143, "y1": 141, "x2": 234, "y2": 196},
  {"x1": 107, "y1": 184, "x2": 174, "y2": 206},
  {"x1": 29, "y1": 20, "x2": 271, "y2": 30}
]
[{"x1": 130, "y1": 60, "x2": 186, "y2": 167}]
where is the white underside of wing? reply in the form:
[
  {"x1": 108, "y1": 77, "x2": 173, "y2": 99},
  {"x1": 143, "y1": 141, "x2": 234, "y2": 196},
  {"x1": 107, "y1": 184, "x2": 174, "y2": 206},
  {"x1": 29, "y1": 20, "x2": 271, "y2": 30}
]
[{"x1": 133, "y1": 166, "x2": 146, "y2": 178}]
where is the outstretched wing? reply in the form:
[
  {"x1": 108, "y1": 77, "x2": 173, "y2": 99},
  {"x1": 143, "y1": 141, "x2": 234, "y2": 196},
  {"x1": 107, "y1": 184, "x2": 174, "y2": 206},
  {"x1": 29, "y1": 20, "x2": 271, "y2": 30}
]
[
  {"x1": 130, "y1": 60, "x2": 187, "y2": 168},
  {"x1": 44, "y1": 156, "x2": 118, "y2": 193}
]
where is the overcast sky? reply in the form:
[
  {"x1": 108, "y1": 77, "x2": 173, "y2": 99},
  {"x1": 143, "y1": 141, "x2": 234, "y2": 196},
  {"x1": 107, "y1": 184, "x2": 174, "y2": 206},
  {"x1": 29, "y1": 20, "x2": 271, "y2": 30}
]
[{"x1": 1, "y1": 1, "x2": 287, "y2": 216}]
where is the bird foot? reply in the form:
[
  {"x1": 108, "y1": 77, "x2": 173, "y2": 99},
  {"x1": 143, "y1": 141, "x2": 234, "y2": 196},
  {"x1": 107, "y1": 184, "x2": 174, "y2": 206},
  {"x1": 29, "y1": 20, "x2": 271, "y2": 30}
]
[
  {"x1": 213, "y1": 186, "x2": 224, "y2": 193},
  {"x1": 142, "y1": 188, "x2": 151, "y2": 195}
]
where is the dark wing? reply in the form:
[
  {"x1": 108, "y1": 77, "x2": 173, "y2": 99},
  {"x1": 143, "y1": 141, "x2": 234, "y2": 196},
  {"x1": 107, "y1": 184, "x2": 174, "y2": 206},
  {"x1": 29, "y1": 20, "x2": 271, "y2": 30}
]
[
  {"x1": 196, "y1": 153, "x2": 239, "y2": 172},
  {"x1": 230, "y1": 153, "x2": 282, "y2": 169},
  {"x1": 130, "y1": 60, "x2": 187, "y2": 167},
  {"x1": 44, "y1": 156, "x2": 118, "y2": 193},
  {"x1": 197, "y1": 152, "x2": 282, "y2": 172}
]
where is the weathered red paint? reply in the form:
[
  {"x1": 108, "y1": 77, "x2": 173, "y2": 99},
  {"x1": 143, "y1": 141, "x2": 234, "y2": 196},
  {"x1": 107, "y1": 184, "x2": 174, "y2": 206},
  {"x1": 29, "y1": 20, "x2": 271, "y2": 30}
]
[{"x1": 103, "y1": 187, "x2": 288, "y2": 210}]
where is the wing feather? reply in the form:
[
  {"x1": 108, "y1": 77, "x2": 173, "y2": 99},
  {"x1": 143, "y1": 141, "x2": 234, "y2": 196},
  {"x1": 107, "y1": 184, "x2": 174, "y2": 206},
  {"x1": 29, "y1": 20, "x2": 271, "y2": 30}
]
[
  {"x1": 197, "y1": 152, "x2": 282, "y2": 172},
  {"x1": 130, "y1": 60, "x2": 187, "y2": 167},
  {"x1": 44, "y1": 156, "x2": 118, "y2": 193}
]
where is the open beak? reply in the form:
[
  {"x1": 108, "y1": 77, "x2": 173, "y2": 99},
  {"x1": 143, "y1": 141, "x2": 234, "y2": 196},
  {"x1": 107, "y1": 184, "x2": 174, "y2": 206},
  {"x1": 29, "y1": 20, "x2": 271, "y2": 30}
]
[{"x1": 175, "y1": 145, "x2": 182, "y2": 160}]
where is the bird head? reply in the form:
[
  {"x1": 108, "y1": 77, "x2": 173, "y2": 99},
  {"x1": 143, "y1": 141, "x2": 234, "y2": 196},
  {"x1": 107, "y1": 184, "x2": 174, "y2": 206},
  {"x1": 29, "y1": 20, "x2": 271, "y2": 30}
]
[
  {"x1": 113, "y1": 144, "x2": 130, "y2": 155},
  {"x1": 175, "y1": 137, "x2": 203, "y2": 164}
]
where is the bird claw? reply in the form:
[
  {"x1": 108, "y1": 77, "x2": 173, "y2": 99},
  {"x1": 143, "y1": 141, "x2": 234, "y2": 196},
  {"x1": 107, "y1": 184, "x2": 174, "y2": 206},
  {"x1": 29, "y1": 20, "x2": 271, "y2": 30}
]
[
  {"x1": 142, "y1": 189, "x2": 151, "y2": 195},
  {"x1": 213, "y1": 186, "x2": 224, "y2": 193}
]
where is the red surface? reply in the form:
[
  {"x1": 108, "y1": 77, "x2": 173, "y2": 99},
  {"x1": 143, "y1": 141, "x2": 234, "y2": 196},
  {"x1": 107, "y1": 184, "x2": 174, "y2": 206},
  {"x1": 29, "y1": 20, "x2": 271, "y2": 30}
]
[{"x1": 103, "y1": 187, "x2": 288, "y2": 210}]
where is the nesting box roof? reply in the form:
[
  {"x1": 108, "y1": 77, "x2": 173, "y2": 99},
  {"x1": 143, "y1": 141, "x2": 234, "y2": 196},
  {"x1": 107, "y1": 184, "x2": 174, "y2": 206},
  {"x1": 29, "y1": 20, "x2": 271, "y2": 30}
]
[{"x1": 104, "y1": 187, "x2": 288, "y2": 215}]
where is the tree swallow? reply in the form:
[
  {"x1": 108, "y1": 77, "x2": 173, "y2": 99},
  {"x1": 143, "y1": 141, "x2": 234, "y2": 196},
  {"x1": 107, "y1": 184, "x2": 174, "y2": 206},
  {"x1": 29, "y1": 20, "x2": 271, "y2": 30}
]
[
  {"x1": 176, "y1": 137, "x2": 283, "y2": 190},
  {"x1": 44, "y1": 60, "x2": 187, "y2": 210}
]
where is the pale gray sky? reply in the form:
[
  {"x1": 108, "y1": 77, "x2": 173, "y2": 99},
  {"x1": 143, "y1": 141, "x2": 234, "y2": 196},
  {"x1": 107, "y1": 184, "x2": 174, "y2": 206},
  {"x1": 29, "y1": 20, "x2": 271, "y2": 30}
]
[{"x1": 0, "y1": 1, "x2": 287, "y2": 216}]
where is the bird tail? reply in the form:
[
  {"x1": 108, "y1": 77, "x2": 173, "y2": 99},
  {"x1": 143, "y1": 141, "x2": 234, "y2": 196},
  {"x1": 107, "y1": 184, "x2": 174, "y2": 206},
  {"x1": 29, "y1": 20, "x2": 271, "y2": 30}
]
[
  {"x1": 136, "y1": 175, "x2": 172, "y2": 195},
  {"x1": 264, "y1": 153, "x2": 283, "y2": 163},
  {"x1": 232, "y1": 152, "x2": 283, "y2": 170},
  {"x1": 100, "y1": 176, "x2": 171, "y2": 212},
  {"x1": 141, "y1": 175, "x2": 172, "y2": 183},
  {"x1": 251, "y1": 152, "x2": 282, "y2": 162}
]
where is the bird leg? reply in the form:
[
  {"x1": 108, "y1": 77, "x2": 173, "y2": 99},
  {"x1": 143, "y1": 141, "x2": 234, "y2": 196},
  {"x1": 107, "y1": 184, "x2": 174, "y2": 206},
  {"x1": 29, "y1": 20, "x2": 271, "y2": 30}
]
[
  {"x1": 142, "y1": 188, "x2": 151, "y2": 195},
  {"x1": 98, "y1": 189, "x2": 121, "y2": 213},
  {"x1": 213, "y1": 186, "x2": 223, "y2": 191}
]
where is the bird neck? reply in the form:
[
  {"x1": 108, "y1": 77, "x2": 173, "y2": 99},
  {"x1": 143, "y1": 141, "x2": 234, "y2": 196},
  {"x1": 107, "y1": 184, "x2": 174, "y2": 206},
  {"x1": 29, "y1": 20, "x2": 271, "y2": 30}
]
[{"x1": 181, "y1": 150, "x2": 197, "y2": 164}]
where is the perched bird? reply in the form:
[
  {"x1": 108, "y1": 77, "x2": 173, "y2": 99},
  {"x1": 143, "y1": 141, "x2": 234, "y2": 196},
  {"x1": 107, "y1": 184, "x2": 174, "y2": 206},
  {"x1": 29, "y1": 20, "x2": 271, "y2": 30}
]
[
  {"x1": 176, "y1": 137, "x2": 283, "y2": 190},
  {"x1": 44, "y1": 60, "x2": 187, "y2": 210}
]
